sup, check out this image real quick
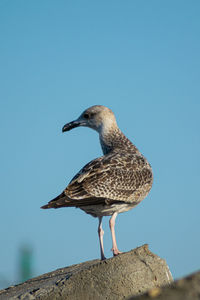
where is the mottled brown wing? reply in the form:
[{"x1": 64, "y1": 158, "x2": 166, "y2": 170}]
[
  {"x1": 41, "y1": 152, "x2": 153, "y2": 209},
  {"x1": 41, "y1": 156, "x2": 109, "y2": 209},
  {"x1": 66, "y1": 151, "x2": 152, "y2": 203}
]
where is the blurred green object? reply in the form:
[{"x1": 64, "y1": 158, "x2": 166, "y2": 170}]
[{"x1": 19, "y1": 245, "x2": 33, "y2": 282}]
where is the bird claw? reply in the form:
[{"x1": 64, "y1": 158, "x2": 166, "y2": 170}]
[
  {"x1": 111, "y1": 248, "x2": 122, "y2": 256},
  {"x1": 101, "y1": 256, "x2": 107, "y2": 260}
]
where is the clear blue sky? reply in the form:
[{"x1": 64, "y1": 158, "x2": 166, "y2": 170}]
[{"x1": 0, "y1": 0, "x2": 200, "y2": 288}]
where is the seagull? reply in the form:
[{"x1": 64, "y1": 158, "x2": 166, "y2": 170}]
[{"x1": 41, "y1": 105, "x2": 153, "y2": 260}]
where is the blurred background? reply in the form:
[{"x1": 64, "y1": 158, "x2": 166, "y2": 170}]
[{"x1": 0, "y1": 0, "x2": 200, "y2": 288}]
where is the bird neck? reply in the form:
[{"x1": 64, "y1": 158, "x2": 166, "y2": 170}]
[{"x1": 99, "y1": 127, "x2": 139, "y2": 155}]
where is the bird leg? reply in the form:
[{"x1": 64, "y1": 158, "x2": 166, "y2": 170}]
[
  {"x1": 98, "y1": 217, "x2": 106, "y2": 260},
  {"x1": 109, "y1": 212, "x2": 122, "y2": 256}
]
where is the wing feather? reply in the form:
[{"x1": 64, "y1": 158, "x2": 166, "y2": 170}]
[
  {"x1": 41, "y1": 151, "x2": 153, "y2": 209},
  {"x1": 66, "y1": 152, "x2": 152, "y2": 202}
]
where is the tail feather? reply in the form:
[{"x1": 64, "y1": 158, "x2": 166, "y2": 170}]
[
  {"x1": 41, "y1": 191, "x2": 71, "y2": 209},
  {"x1": 41, "y1": 190, "x2": 118, "y2": 210}
]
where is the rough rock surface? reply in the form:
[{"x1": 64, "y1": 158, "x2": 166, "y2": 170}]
[
  {"x1": 129, "y1": 270, "x2": 200, "y2": 300},
  {"x1": 0, "y1": 245, "x2": 172, "y2": 300}
]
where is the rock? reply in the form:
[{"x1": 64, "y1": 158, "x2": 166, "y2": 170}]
[
  {"x1": 0, "y1": 245, "x2": 172, "y2": 300},
  {"x1": 129, "y1": 270, "x2": 200, "y2": 300}
]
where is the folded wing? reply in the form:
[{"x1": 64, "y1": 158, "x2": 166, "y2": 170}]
[{"x1": 41, "y1": 152, "x2": 153, "y2": 209}]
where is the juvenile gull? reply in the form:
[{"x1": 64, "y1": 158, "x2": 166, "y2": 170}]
[{"x1": 41, "y1": 105, "x2": 153, "y2": 260}]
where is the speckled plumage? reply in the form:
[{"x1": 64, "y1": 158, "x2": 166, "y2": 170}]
[{"x1": 41, "y1": 105, "x2": 153, "y2": 259}]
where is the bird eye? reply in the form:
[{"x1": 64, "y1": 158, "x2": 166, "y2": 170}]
[
  {"x1": 83, "y1": 112, "x2": 96, "y2": 119},
  {"x1": 83, "y1": 113, "x2": 90, "y2": 119}
]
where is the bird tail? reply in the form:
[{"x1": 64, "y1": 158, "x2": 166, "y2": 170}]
[{"x1": 41, "y1": 191, "x2": 72, "y2": 209}]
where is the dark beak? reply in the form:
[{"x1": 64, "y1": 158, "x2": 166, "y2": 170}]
[{"x1": 62, "y1": 120, "x2": 81, "y2": 132}]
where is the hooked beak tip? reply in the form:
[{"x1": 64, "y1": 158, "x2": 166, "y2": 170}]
[
  {"x1": 62, "y1": 121, "x2": 80, "y2": 132},
  {"x1": 62, "y1": 125, "x2": 68, "y2": 132}
]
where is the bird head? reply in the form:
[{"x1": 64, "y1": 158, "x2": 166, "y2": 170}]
[{"x1": 62, "y1": 105, "x2": 117, "y2": 134}]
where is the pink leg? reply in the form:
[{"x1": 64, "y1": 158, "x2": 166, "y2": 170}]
[
  {"x1": 98, "y1": 217, "x2": 106, "y2": 260},
  {"x1": 109, "y1": 212, "x2": 122, "y2": 256}
]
